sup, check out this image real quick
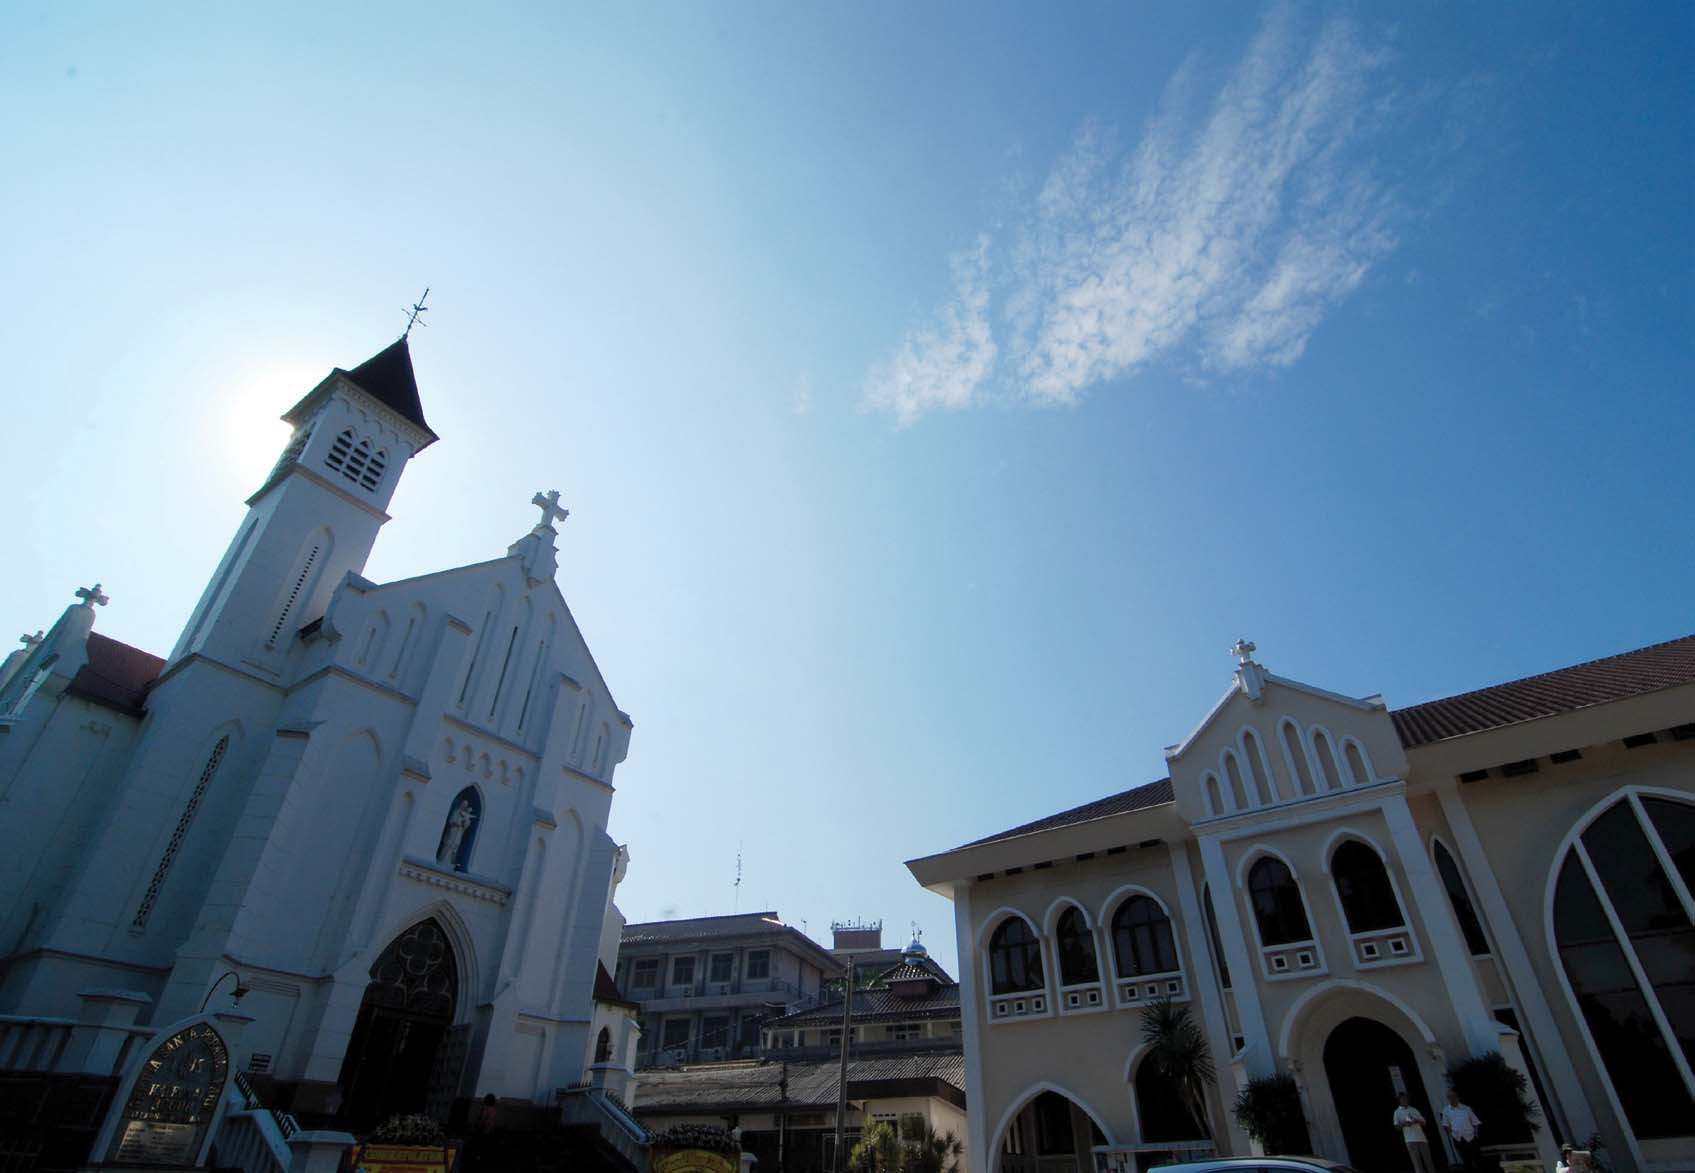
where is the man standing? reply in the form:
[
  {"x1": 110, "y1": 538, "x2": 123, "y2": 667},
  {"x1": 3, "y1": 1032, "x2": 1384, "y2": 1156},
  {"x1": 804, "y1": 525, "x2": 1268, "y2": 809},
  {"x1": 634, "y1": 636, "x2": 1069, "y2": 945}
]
[
  {"x1": 1393, "y1": 1092, "x2": 1437, "y2": 1173},
  {"x1": 1440, "y1": 1089, "x2": 1484, "y2": 1171}
]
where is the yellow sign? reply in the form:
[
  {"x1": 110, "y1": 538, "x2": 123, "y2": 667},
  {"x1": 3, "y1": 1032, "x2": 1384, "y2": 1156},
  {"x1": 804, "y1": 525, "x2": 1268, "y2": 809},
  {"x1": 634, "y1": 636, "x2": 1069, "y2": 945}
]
[
  {"x1": 653, "y1": 1149, "x2": 738, "y2": 1173},
  {"x1": 348, "y1": 1142, "x2": 458, "y2": 1173}
]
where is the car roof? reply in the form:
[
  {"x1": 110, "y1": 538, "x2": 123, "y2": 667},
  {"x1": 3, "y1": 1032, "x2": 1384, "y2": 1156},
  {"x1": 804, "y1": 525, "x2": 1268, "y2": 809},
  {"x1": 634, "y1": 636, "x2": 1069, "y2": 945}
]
[{"x1": 1149, "y1": 1160, "x2": 1353, "y2": 1172}]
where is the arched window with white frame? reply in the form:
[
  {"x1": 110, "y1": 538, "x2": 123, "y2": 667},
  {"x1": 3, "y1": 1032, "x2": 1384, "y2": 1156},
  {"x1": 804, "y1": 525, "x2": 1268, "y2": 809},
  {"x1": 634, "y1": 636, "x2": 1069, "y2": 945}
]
[
  {"x1": 1111, "y1": 895, "x2": 1179, "y2": 977},
  {"x1": 1054, "y1": 905, "x2": 1100, "y2": 987},
  {"x1": 1551, "y1": 790, "x2": 1695, "y2": 1141},
  {"x1": 1331, "y1": 840, "x2": 1405, "y2": 933},
  {"x1": 987, "y1": 916, "x2": 1045, "y2": 995},
  {"x1": 1341, "y1": 738, "x2": 1374, "y2": 787}
]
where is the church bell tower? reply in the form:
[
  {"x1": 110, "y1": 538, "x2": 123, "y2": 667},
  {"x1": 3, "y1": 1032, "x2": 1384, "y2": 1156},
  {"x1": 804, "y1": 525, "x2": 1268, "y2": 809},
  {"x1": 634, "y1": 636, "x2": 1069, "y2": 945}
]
[{"x1": 168, "y1": 336, "x2": 438, "y2": 675}]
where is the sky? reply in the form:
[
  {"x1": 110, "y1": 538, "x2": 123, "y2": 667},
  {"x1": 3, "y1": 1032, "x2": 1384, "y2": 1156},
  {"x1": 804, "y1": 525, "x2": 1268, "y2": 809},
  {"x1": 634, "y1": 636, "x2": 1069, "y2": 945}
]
[{"x1": 3, "y1": 3, "x2": 1691, "y2": 978}]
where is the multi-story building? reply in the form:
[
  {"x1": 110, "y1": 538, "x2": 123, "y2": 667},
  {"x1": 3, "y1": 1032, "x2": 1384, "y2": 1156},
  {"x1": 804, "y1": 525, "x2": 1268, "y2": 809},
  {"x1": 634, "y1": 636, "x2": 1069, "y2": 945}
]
[
  {"x1": 632, "y1": 937, "x2": 969, "y2": 1173},
  {"x1": 907, "y1": 635, "x2": 1695, "y2": 1173},
  {"x1": 617, "y1": 911, "x2": 839, "y2": 1066}
]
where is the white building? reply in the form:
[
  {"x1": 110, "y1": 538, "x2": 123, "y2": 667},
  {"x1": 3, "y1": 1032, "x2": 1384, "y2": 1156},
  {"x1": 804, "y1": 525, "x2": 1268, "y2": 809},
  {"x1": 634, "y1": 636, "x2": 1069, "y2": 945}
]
[
  {"x1": 908, "y1": 636, "x2": 1695, "y2": 1173},
  {"x1": 0, "y1": 336, "x2": 640, "y2": 1145}
]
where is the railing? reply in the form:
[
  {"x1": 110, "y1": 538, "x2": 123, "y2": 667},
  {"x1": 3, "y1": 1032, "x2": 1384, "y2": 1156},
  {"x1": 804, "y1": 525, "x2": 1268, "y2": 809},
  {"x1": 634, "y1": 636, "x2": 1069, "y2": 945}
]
[
  {"x1": 559, "y1": 1084, "x2": 648, "y2": 1170},
  {"x1": 213, "y1": 1070, "x2": 314, "y2": 1173}
]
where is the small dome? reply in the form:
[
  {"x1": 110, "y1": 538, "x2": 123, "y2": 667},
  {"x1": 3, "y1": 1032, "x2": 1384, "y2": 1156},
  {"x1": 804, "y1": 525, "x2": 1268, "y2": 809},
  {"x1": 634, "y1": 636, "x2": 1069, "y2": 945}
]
[{"x1": 902, "y1": 936, "x2": 927, "y2": 957}]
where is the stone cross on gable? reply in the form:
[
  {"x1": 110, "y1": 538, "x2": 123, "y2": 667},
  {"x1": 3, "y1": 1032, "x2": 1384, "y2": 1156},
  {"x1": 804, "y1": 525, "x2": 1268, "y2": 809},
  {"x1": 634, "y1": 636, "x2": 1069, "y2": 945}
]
[
  {"x1": 531, "y1": 490, "x2": 570, "y2": 531},
  {"x1": 75, "y1": 583, "x2": 109, "y2": 608},
  {"x1": 1231, "y1": 637, "x2": 1257, "y2": 665},
  {"x1": 20, "y1": 631, "x2": 43, "y2": 651}
]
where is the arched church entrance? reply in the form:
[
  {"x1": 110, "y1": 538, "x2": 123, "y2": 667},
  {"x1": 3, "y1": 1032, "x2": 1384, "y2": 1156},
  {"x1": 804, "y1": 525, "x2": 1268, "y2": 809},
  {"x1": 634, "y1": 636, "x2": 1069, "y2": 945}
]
[
  {"x1": 1322, "y1": 1016, "x2": 1435, "y2": 1172},
  {"x1": 337, "y1": 918, "x2": 467, "y2": 1129},
  {"x1": 997, "y1": 1089, "x2": 1107, "y2": 1173}
]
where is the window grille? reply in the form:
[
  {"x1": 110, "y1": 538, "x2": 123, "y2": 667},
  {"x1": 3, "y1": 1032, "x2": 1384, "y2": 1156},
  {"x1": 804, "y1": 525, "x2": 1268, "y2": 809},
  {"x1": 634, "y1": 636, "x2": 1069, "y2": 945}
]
[
  {"x1": 133, "y1": 735, "x2": 230, "y2": 930},
  {"x1": 324, "y1": 429, "x2": 386, "y2": 491}
]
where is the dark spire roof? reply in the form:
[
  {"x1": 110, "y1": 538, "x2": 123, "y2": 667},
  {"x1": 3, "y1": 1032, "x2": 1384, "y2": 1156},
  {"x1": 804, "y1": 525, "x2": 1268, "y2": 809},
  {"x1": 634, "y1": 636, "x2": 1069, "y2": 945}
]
[{"x1": 336, "y1": 336, "x2": 436, "y2": 441}]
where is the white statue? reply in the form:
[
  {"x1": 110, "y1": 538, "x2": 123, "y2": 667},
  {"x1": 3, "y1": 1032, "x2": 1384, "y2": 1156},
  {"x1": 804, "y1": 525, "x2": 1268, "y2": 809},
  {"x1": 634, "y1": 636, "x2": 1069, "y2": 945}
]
[{"x1": 437, "y1": 799, "x2": 474, "y2": 867}]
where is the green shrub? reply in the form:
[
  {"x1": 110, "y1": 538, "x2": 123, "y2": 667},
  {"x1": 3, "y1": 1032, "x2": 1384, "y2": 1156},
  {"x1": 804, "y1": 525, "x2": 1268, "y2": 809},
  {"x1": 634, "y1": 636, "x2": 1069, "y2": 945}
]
[
  {"x1": 1446, "y1": 1052, "x2": 1539, "y2": 1144},
  {"x1": 1232, "y1": 1074, "x2": 1311, "y2": 1155},
  {"x1": 369, "y1": 1114, "x2": 447, "y2": 1143}
]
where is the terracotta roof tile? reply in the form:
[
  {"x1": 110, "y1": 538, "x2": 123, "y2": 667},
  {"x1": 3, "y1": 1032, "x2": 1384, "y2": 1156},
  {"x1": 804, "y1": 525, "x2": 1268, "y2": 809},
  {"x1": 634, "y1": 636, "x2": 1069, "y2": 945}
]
[
  {"x1": 1390, "y1": 634, "x2": 1695, "y2": 747},
  {"x1": 65, "y1": 632, "x2": 164, "y2": 715}
]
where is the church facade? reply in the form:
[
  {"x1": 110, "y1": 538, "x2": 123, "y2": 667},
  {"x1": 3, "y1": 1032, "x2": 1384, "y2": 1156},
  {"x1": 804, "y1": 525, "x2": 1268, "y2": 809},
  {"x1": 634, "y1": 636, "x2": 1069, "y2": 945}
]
[
  {"x1": 0, "y1": 337, "x2": 638, "y2": 1133},
  {"x1": 908, "y1": 637, "x2": 1695, "y2": 1173}
]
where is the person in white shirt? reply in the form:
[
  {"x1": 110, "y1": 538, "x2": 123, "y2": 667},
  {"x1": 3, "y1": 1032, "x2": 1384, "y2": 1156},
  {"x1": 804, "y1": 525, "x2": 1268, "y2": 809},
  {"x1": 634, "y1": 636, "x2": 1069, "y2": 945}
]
[
  {"x1": 1439, "y1": 1089, "x2": 1483, "y2": 1171},
  {"x1": 1392, "y1": 1092, "x2": 1437, "y2": 1173}
]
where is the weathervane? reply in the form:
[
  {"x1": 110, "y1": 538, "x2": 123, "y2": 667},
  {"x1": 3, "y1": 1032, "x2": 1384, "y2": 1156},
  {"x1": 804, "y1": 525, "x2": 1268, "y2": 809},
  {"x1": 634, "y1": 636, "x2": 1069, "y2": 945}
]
[{"x1": 403, "y1": 288, "x2": 430, "y2": 337}]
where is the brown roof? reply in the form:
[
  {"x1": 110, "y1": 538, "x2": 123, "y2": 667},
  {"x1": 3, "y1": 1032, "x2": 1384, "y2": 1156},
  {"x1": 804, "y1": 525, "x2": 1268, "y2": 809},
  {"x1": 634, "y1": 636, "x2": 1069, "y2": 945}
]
[
  {"x1": 959, "y1": 633, "x2": 1695, "y2": 852},
  {"x1": 340, "y1": 336, "x2": 435, "y2": 441},
  {"x1": 65, "y1": 632, "x2": 164, "y2": 716},
  {"x1": 1390, "y1": 633, "x2": 1695, "y2": 747},
  {"x1": 596, "y1": 962, "x2": 637, "y2": 1009},
  {"x1": 766, "y1": 983, "x2": 961, "y2": 1029},
  {"x1": 958, "y1": 777, "x2": 1172, "y2": 850}
]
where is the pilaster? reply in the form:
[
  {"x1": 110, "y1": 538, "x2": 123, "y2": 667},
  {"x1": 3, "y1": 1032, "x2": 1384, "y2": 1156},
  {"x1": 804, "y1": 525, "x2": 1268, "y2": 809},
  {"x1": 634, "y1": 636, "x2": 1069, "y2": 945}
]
[
  {"x1": 1197, "y1": 834, "x2": 1274, "y2": 1075},
  {"x1": 951, "y1": 882, "x2": 989, "y2": 1173},
  {"x1": 1168, "y1": 842, "x2": 1251, "y2": 1154}
]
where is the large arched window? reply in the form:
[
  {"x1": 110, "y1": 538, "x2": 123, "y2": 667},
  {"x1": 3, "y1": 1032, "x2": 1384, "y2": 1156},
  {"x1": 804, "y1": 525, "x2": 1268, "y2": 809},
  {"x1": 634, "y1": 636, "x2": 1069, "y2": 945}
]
[
  {"x1": 1553, "y1": 793, "x2": 1695, "y2": 1140},
  {"x1": 1433, "y1": 839, "x2": 1491, "y2": 956},
  {"x1": 1332, "y1": 841, "x2": 1405, "y2": 933},
  {"x1": 1248, "y1": 857, "x2": 1312, "y2": 946},
  {"x1": 1111, "y1": 896, "x2": 1179, "y2": 977},
  {"x1": 1055, "y1": 907, "x2": 1099, "y2": 985},
  {"x1": 988, "y1": 918, "x2": 1045, "y2": 995}
]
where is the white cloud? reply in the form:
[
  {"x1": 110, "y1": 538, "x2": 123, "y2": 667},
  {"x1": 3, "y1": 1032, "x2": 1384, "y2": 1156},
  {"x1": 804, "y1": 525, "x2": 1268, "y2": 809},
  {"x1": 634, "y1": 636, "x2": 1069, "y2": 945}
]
[
  {"x1": 862, "y1": 236, "x2": 998, "y2": 427},
  {"x1": 865, "y1": 11, "x2": 1399, "y2": 422}
]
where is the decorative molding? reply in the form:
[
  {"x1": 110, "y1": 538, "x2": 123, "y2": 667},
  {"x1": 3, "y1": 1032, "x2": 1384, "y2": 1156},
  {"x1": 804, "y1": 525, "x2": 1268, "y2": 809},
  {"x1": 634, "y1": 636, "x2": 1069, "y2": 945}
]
[{"x1": 399, "y1": 856, "x2": 511, "y2": 906}]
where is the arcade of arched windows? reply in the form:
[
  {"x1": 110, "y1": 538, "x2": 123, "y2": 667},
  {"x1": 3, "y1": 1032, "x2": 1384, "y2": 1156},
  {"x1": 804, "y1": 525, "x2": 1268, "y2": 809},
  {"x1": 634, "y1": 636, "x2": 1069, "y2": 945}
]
[{"x1": 1198, "y1": 720, "x2": 1382, "y2": 819}]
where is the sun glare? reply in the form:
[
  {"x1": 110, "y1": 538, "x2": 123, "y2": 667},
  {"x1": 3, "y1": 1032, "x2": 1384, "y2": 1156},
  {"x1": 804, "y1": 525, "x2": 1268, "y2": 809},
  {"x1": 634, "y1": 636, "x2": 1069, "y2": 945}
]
[{"x1": 216, "y1": 362, "x2": 322, "y2": 490}]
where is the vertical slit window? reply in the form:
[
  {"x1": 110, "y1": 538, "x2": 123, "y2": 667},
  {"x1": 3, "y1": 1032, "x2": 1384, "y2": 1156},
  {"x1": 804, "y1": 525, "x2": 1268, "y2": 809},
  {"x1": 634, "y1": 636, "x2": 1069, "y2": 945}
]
[
  {"x1": 1434, "y1": 840, "x2": 1491, "y2": 956},
  {"x1": 488, "y1": 626, "x2": 519, "y2": 719},
  {"x1": 133, "y1": 736, "x2": 229, "y2": 930},
  {"x1": 269, "y1": 546, "x2": 319, "y2": 646}
]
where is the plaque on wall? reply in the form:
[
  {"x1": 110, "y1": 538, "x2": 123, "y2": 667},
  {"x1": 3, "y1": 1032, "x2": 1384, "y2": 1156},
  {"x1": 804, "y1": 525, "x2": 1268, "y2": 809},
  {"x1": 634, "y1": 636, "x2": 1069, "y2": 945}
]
[{"x1": 109, "y1": 1021, "x2": 230, "y2": 1166}]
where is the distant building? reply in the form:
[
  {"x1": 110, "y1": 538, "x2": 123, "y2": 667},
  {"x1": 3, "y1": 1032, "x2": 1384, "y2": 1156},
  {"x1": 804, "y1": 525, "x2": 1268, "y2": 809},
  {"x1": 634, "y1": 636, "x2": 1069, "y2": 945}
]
[
  {"x1": 829, "y1": 919, "x2": 906, "y2": 989},
  {"x1": 633, "y1": 937, "x2": 969, "y2": 1173},
  {"x1": 616, "y1": 911, "x2": 839, "y2": 1066}
]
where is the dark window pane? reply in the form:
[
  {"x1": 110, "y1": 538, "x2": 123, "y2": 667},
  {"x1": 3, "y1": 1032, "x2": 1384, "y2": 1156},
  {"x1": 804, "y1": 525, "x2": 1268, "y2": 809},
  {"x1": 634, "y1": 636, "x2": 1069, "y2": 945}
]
[
  {"x1": 989, "y1": 918, "x2": 1044, "y2": 994},
  {"x1": 1112, "y1": 896, "x2": 1178, "y2": 976},
  {"x1": 1434, "y1": 840, "x2": 1492, "y2": 956},
  {"x1": 1554, "y1": 853, "x2": 1695, "y2": 1137},
  {"x1": 1643, "y1": 798, "x2": 1695, "y2": 902},
  {"x1": 1056, "y1": 907, "x2": 1099, "y2": 985},
  {"x1": 1203, "y1": 885, "x2": 1231, "y2": 989},
  {"x1": 1248, "y1": 858, "x2": 1312, "y2": 946},
  {"x1": 1332, "y1": 841, "x2": 1404, "y2": 933},
  {"x1": 1583, "y1": 801, "x2": 1695, "y2": 1077}
]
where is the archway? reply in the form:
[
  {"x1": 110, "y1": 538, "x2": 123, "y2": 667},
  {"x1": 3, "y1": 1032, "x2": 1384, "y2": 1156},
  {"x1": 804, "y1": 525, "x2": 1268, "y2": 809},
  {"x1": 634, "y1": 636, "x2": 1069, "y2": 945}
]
[
  {"x1": 995, "y1": 1089, "x2": 1107, "y2": 1173},
  {"x1": 337, "y1": 918, "x2": 462, "y2": 1129},
  {"x1": 1322, "y1": 1016, "x2": 1435, "y2": 1172}
]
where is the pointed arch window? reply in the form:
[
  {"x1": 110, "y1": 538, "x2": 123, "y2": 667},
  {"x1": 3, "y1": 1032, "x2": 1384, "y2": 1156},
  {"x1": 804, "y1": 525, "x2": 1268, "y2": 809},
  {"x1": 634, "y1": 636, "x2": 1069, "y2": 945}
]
[
  {"x1": 1433, "y1": 840, "x2": 1491, "y2": 956},
  {"x1": 1055, "y1": 907, "x2": 1099, "y2": 985},
  {"x1": 436, "y1": 787, "x2": 482, "y2": 872},
  {"x1": 1332, "y1": 841, "x2": 1404, "y2": 933},
  {"x1": 1111, "y1": 895, "x2": 1179, "y2": 976},
  {"x1": 594, "y1": 1026, "x2": 613, "y2": 1064},
  {"x1": 987, "y1": 918, "x2": 1044, "y2": 995},
  {"x1": 1553, "y1": 794, "x2": 1695, "y2": 1139},
  {"x1": 1248, "y1": 857, "x2": 1312, "y2": 946}
]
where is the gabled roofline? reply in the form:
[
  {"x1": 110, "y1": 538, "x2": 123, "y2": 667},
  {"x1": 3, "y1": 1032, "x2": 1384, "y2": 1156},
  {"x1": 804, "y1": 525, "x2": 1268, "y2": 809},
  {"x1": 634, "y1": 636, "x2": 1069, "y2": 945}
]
[{"x1": 1164, "y1": 671, "x2": 1383, "y2": 760}]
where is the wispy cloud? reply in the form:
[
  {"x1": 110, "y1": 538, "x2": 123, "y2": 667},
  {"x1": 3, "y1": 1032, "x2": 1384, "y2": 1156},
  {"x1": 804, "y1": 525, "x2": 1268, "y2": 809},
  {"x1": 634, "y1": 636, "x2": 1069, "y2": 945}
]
[
  {"x1": 865, "y1": 11, "x2": 1399, "y2": 423},
  {"x1": 863, "y1": 236, "x2": 997, "y2": 426}
]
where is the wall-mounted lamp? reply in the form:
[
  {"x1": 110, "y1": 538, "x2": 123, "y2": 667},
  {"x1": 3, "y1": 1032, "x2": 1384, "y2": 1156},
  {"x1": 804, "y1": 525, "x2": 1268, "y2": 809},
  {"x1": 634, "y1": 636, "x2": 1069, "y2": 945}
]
[{"x1": 200, "y1": 970, "x2": 251, "y2": 1013}]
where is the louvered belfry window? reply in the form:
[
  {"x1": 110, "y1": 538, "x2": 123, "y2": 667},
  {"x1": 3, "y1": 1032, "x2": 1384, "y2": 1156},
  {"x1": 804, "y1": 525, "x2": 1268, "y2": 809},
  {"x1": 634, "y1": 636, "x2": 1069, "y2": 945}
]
[{"x1": 324, "y1": 429, "x2": 386, "y2": 492}]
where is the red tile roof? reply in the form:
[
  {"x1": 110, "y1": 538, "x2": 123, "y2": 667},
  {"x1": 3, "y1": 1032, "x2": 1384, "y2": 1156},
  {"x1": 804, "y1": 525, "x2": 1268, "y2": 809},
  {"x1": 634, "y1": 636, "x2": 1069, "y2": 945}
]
[
  {"x1": 1390, "y1": 633, "x2": 1695, "y2": 747},
  {"x1": 65, "y1": 632, "x2": 164, "y2": 715}
]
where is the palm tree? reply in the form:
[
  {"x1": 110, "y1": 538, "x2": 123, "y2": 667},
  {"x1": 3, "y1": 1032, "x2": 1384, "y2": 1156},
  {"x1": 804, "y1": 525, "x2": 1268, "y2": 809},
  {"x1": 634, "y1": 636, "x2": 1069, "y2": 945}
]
[
  {"x1": 1140, "y1": 994, "x2": 1215, "y2": 1139},
  {"x1": 905, "y1": 1125, "x2": 964, "y2": 1173}
]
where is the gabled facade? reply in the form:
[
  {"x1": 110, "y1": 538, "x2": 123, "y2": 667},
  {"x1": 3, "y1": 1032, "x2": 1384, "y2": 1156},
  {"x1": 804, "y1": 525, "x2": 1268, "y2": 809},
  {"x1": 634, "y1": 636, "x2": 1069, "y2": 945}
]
[
  {"x1": 908, "y1": 636, "x2": 1695, "y2": 1173},
  {"x1": 0, "y1": 337, "x2": 637, "y2": 1143}
]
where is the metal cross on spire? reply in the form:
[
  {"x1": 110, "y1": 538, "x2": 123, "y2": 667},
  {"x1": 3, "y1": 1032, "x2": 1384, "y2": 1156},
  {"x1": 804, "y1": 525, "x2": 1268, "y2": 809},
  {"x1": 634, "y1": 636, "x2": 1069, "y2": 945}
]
[
  {"x1": 403, "y1": 288, "x2": 430, "y2": 337},
  {"x1": 531, "y1": 489, "x2": 570, "y2": 530},
  {"x1": 75, "y1": 583, "x2": 109, "y2": 608}
]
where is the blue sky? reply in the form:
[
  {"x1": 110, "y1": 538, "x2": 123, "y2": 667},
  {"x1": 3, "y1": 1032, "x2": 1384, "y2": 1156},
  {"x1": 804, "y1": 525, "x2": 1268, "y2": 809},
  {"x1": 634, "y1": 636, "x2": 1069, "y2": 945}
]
[{"x1": 3, "y1": 3, "x2": 1691, "y2": 976}]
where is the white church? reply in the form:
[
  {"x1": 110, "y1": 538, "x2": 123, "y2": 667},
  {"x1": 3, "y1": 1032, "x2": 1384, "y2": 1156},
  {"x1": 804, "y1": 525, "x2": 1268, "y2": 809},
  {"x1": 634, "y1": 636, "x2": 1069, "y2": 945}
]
[{"x1": 0, "y1": 336, "x2": 644, "y2": 1161}]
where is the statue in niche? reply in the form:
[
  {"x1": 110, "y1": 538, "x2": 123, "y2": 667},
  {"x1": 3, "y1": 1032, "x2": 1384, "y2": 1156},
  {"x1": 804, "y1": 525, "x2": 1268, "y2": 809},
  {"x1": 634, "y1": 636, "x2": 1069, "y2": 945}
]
[{"x1": 437, "y1": 799, "x2": 476, "y2": 869}]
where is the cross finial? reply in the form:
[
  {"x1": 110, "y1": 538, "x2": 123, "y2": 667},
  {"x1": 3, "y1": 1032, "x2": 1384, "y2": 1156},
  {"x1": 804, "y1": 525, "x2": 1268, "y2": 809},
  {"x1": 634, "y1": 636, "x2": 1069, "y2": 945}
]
[
  {"x1": 1231, "y1": 637, "x2": 1257, "y2": 665},
  {"x1": 75, "y1": 583, "x2": 109, "y2": 608},
  {"x1": 403, "y1": 287, "x2": 430, "y2": 338},
  {"x1": 531, "y1": 489, "x2": 570, "y2": 531},
  {"x1": 20, "y1": 631, "x2": 43, "y2": 650}
]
